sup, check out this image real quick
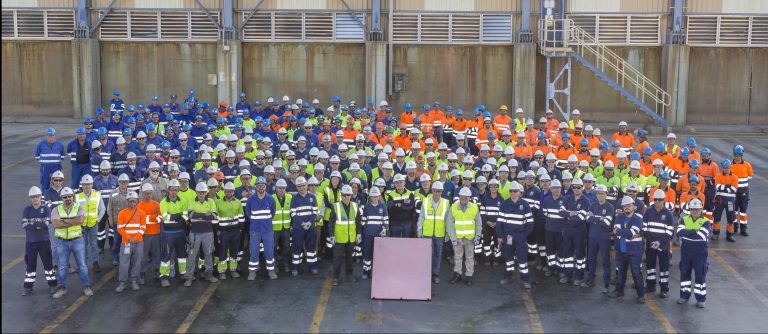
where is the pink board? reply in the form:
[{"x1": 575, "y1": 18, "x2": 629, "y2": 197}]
[{"x1": 370, "y1": 237, "x2": 432, "y2": 301}]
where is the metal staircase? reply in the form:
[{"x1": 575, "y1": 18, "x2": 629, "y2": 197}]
[{"x1": 538, "y1": 19, "x2": 671, "y2": 127}]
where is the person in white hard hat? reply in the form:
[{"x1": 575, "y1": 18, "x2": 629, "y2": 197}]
[
  {"x1": 360, "y1": 187, "x2": 389, "y2": 279},
  {"x1": 76, "y1": 174, "x2": 105, "y2": 274},
  {"x1": 676, "y1": 198, "x2": 711, "y2": 308},
  {"x1": 541, "y1": 179, "x2": 566, "y2": 276},
  {"x1": 497, "y1": 181, "x2": 534, "y2": 288},
  {"x1": 21, "y1": 186, "x2": 58, "y2": 296},
  {"x1": 328, "y1": 185, "x2": 360, "y2": 285},
  {"x1": 584, "y1": 184, "x2": 615, "y2": 292},
  {"x1": 387, "y1": 174, "x2": 417, "y2": 238},
  {"x1": 115, "y1": 191, "x2": 146, "y2": 293},
  {"x1": 141, "y1": 160, "x2": 168, "y2": 201},
  {"x1": 51, "y1": 187, "x2": 93, "y2": 299},
  {"x1": 642, "y1": 189, "x2": 675, "y2": 298},
  {"x1": 289, "y1": 177, "x2": 320, "y2": 276},
  {"x1": 215, "y1": 182, "x2": 244, "y2": 280},
  {"x1": 93, "y1": 161, "x2": 118, "y2": 252},
  {"x1": 610, "y1": 196, "x2": 646, "y2": 303},
  {"x1": 184, "y1": 182, "x2": 219, "y2": 286},
  {"x1": 559, "y1": 178, "x2": 591, "y2": 286},
  {"x1": 137, "y1": 183, "x2": 162, "y2": 285},
  {"x1": 107, "y1": 174, "x2": 132, "y2": 266},
  {"x1": 417, "y1": 180, "x2": 451, "y2": 284},
  {"x1": 446, "y1": 187, "x2": 482, "y2": 286}
]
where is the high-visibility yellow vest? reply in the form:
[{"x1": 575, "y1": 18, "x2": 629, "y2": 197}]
[
  {"x1": 272, "y1": 193, "x2": 292, "y2": 231},
  {"x1": 323, "y1": 187, "x2": 340, "y2": 221},
  {"x1": 333, "y1": 201, "x2": 358, "y2": 243},
  {"x1": 76, "y1": 191, "x2": 101, "y2": 227},
  {"x1": 55, "y1": 202, "x2": 83, "y2": 240},
  {"x1": 422, "y1": 197, "x2": 449, "y2": 237},
  {"x1": 451, "y1": 202, "x2": 479, "y2": 239}
]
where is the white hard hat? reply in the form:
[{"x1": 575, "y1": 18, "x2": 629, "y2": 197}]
[
  {"x1": 689, "y1": 198, "x2": 703, "y2": 210},
  {"x1": 369, "y1": 187, "x2": 381, "y2": 197},
  {"x1": 195, "y1": 182, "x2": 209, "y2": 192},
  {"x1": 653, "y1": 189, "x2": 666, "y2": 200},
  {"x1": 590, "y1": 148, "x2": 600, "y2": 157},
  {"x1": 141, "y1": 183, "x2": 154, "y2": 192},
  {"x1": 420, "y1": 174, "x2": 432, "y2": 183},
  {"x1": 341, "y1": 185, "x2": 353, "y2": 195},
  {"x1": 568, "y1": 154, "x2": 579, "y2": 163},
  {"x1": 583, "y1": 173, "x2": 596, "y2": 182},
  {"x1": 28, "y1": 186, "x2": 42, "y2": 197},
  {"x1": 579, "y1": 160, "x2": 589, "y2": 167},
  {"x1": 572, "y1": 178, "x2": 583, "y2": 186},
  {"x1": 116, "y1": 137, "x2": 126, "y2": 145},
  {"x1": 652, "y1": 159, "x2": 664, "y2": 167},
  {"x1": 406, "y1": 161, "x2": 417, "y2": 169},
  {"x1": 437, "y1": 163, "x2": 449, "y2": 172},
  {"x1": 149, "y1": 161, "x2": 161, "y2": 170},
  {"x1": 604, "y1": 160, "x2": 615, "y2": 168},
  {"x1": 136, "y1": 131, "x2": 147, "y2": 139},
  {"x1": 477, "y1": 176, "x2": 488, "y2": 184},
  {"x1": 393, "y1": 174, "x2": 406, "y2": 182},
  {"x1": 91, "y1": 140, "x2": 102, "y2": 149},
  {"x1": 480, "y1": 144, "x2": 490, "y2": 152},
  {"x1": 100, "y1": 160, "x2": 112, "y2": 170},
  {"x1": 308, "y1": 177, "x2": 319, "y2": 185},
  {"x1": 179, "y1": 172, "x2": 190, "y2": 180},
  {"x1": 276, "y1": 179, "x2": 287, "y2": 188},
  {"x1": 510, "y1": 181, "x2": 523, "y2": 192},
  {"x1": 494, "y1": 144, "x2": 503, "y2": 152},
  {"x1": 295, "y1": 176, "x2": 307, "y2": 186},
  {"x1": 595, "y1": 184, "x2": 608, "y2": 192},
  {"x1": 546, "y1": 152, "x2": 557, "y2": 161},
  {"x1": 505, "y1": 146, "x2": 515, "y2": 155},
  {"x1": 620, "y1": 196, "x2": 634, "y2": 206},
  {"x1": 118, "y1": 173, "x2": 130, "y2": 182},
  {"x1": 178, "y1": 133, "x2": 188, "y2": 140},
  {"x1": 617, "y1": 150, "x2": 628, "y2": 159},
  {"x1": 60, "y1": 187, "x2": 74, "y2": 196},
  {"x1": 395, "y1": 148, "x2": 405, "y2": 157},
  {"x1": 462, "y1": 170, "x2": 474, "y2": 179},
  {"x1": 126, "y1": 152, "x2": 137, "y2": 160},
  {"x1": 207, "y1": 178, "x2": 219, "y2": 188},
  {"x1": 282, "y1": 95, "x2": 290, "y2": 102},
  {"x1": 458, "y1": 187, "x2": 472, "y2": 197},
  {"x1": 539, "y1": 173, "x2": 551, "y2": 181},
  {"x1": 562, "y1": 170, "x2": 573, "y2": 180},
  {"x1": 550, "y1": 179, "x2": 561, "y2": 188},
  {"x1": 126, "y1": 191, "x2": 139, "y2": 200},
  {"x1": 667, "y1": 132, "x2": 676, "y2": 139},
  {"x1": 382, "y1": 162, "x2": 393, "y2": 170},
  {"x1": 168, "y1": 179, "x2": 180, "y2": 187},
  {"x1": 223, "y1": 182, "x2": 235, "y2": 191},
  {"x1": 572, "y1": 109, "x2": 581, "y2": 116},
  {"x1": 619, "y1": 121, "x2": 628, "y2": 127},
  {"x1": 625, "y1": 181, "x2": 638, "y2": 192},
  {"x1": 488, "y1": 178, "x2": 500, "y2": 186},
  {"x1": 450, "y1": 169, "x2": 461, "y2": 178},
  {"x1": 431, "y1": 181, "x2": 444, "y2": 190},
  {"x1": 630, "y1": 160, "x2": 641, "y2": 169},
  {"x1": 499, "y1": 165, "x2": 510, "y2": 172},
  {"x1": 80, "y1": 174, "x2": 94, "y2": 185}
]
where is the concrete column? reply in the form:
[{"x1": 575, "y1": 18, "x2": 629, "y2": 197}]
[
  {"x1": 217, "y1": 40, "x2": 242, "y2": 105},
  {"x1": 365, "y1": 41, "x2": 387, "y2": 104},
  {"x1": 513, "y1": 43, "x2": 537, "y2": 118},
  {"x1": 72, "y1": 38, "x2": 101, "y2": 119},
  {"x1": 662, "y1": 44, "x2": 690, "y2": 127}
]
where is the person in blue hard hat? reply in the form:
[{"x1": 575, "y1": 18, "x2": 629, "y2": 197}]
[
  {"x1": 236, "y1": 92, "x2": 251, "y2": 118},
  {"x1": 35, "y1": 128, "x2": 66, "y2": 191},
  {"x1": 66, "y1": 127, "x2": 92, "y2": 189},
  {"x1": 109, "y1": 90, "x2": 125, "y2": 112}
]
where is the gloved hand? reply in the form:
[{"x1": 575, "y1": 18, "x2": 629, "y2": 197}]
[
  {"x1": 451, "y1": 239, "x2": 459, "y2": 247},
  {"x1": 473, "y1": 235, "x2": 481, "y2": 246},
  {"x1": 356, "y1": 234, "x2": 362, "y2": 244},
  {"x1": 302, "y1": 222, "x2": 311, "y2": 230},
  {"x1": 379, "y1": 228, "x2": 387, "y2": 237},
  {"x1": 329, "y1": 236, "x2": 335, "y2": 246}
]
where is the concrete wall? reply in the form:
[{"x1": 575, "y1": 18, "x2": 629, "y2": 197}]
[
  {"x1": 391, "y1": 45, "x2": 514, "y2": 112},
  {"x1": 687, "y1": 48, "x2": 768, "y2": 125},
  {"x1": 1, "y1": 41, "x2": 74, "y2": 117},
  {"x1": 99, "y1": 42, "x2": 218, "y2": 108},
  {"x1": 241, "y1": 43, "x2": 366, "y2": 106},
  {"x1": 535, "y1": 47, "x2": 664, "y2": 126}
]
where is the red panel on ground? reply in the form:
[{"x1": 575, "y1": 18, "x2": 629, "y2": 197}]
[{"x1": 370, "y1": 237, "x2": 432, "y2": 301}]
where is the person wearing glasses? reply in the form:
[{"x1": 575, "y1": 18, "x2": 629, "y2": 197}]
[
  {"x1": 642, "y1": 189, "x2": 675, "y2": 298},
  {"x1": 44, "y1": 170, "x2": 66, "y2": 269},
  {"x1": 21, "y1": 186, "x2": 58, "y2": 296},
  {"x1": 51, "y1": 187, "x2": 93, "y2": 299}
]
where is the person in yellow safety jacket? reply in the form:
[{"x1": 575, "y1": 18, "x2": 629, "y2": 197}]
[
  {"x1": 307, "y1": 177, "x2": 328, "y2": 259},
  {"x1": 51, "y1": 187, "x2": 93, "y2": 299},
  {"x1": 158, "y1": 179, "x2": 189, "y2": 287},
  {"x1": 446, "y1": 187, "x2": 482, "y2": 286},
  {"x1": 215, "y1": 182, "x2": 244, "y2": 280},
  {"x1": 76, "y1": 175, "x2": 105, "y2": 273},
  {"x1": 413, "y1": 174, "x2": 432, "y2": 217},
  {"x1": 513, "y1": 108, "x2": 529, "y2": 133},
  {"x1": 568, "y1": 109, "x2": 585, "y2": 131},
  {"x1": 498, "y1": 165, "x2": 512, "y2": 200},
  {"x1": 328, "y1": 185, "x2": 360, "y2": 285},
  {"x1": 272, "y1": 179, "x2": 293, "y2": 273},
  {"x1": 665, "y1": 133, "x2": 681, "y2": 158},
  {"x1": 417, "y1": 181, "x2": 451, "y2": 284}
]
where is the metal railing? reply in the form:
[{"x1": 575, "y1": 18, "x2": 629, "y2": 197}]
[
  {"x1": 391, "y1": 13, "x2": 513, "y2": 44},
  {"x1": 687, "y1": 15, "x2": 768, "y2": 47},
  {"x1": 538, "y1": 18, "x2": 671, "y2": 120},
  {"x1": 2, "y1": 9, "x2": 76, "y2": 40}
]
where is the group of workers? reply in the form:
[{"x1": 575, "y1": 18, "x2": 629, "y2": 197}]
[{"x1": 22, "y1": 89, "x2": 755, "y2": 309}]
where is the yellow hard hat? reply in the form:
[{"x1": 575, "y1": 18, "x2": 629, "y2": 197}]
[{"x1": 500, "y1": 105, "x2": 509, "y2": 111}]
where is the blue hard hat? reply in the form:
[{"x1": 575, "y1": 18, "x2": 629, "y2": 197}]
[
  {"x1": 538, "y1": 132, "x2": 546, "y2": 139},
  {"x1": 138, "y1": 104, "x2": 145, "y2": 109},
  {"x1": 95, "y1": 107, "x2": 104, "y2": 115},
  {"x1": 181, "y1": 124, "x2": 192, "y2": 131},
  {"x1": 643, "y1": 147, "x2": 652, "y2": 155},
  {"x1": 686, "y1": 137, "x2": 697, "y2": 147},
  {"x1": 127, "y1": 105, "x2": 135, "y2": 112},
  {"x1": 340, "y1": 104, "x2": 349, "y2": 110},
  {"x1": 472, "y1": 109, "x2": 480, "y2": 116},
  {"x1": 256, "y1": 176, "x2": 266, "y2": 185},
  {"x1": 290, "y1": 115, "x2": 297, "y2": 121},
  {"x1": 580, "y1": 138, "x2": 589, "y2": 146},
  {"x1": 152, "y1": 96, "x2": 159, "y2": 100},
  {"x1": 46, "y1": 127, "x2": 56, "y2": 136},
  {"x1": 689, "y1": 175, "x2": 699, "y2": 183},
  {"x1": 195, "y1": 115, "x2": 203, "y2": 121},
  {"x1": 354, "y1": 108, "x2": 362, "y2": 114},
  {"x1": 701, "y1": 147, "x2": 711, "y2": 155},
  {"x1": 240, "y1": 92, "x2": 247, "y2": 97},
  {"x1": 445, "y1": 105, "x2": 453, "y2": 111},
  {"x1": 369, "y1": 111, "x2": 376, "y2": 118},
  {"x1": 211, "y1": 107, "x2": 219, "y2": 113},
  {"x1": 208, "y1": 124, "x2": 216, "y2": 132},
  {"x1": 217, "y1": 116, "x2": 227, "y2": 123},
  {"x1": 171, "y1": 119, "x2": 179, "y2": 125},
  {"x1": 255, "y1": 116, "x2": 263, "y2": 122},
  {"x1": 146, "y1": 123, "x2": 155, "y2": 131},
  {"x1": 681, "y1": 147, "x2": 690, "y2": 158},
  {"x1": 721, "y1": 159, "x2": 732, "y2": 168},
  {"x1": 599, "y1": 141, "x2": 608, "y2": 150},
  {"x1": 233, "y1": 124, "x2": 243, "y2": 131},
  {"x1": 455, "y1": 109, "x2": 463, "y2": 116},
  {"x1": 660, "y1": 171, "x2": 671, "y2": 180},
  {"x1": 638, "y1": 129, "x2": 648, "y2": 137},
  {"x1": 254, "y1": 134, "x2": 263, "y2": 141},
  {"x1": 189, "y1": 89, "x2": 196, "y2": 95},
  {"x1": 84, "y1": 118, "x2": 93, "y2": 124},
  {"x1": 733, "y1": 145, "x2": 744, "y2": 155},
  {"x1": 161, "y1": 140, "x2": 171, "y2": 148},
  {"x1": 612, "y1": 140, "x2": 620, "y2": 147},
  {"x1": 488, "y1": 132, "x2": 495, "y2": 139},
  {"x1": 163, "y1": 103, "x2": 171, "y2": 108},
  {"x1": 308, "y1": 108, "x2": 316, "y2": 114},
  {"x1": 510, "y1": 119, "x2": 516, "y2": 126},
  {"x1": 655, "y1": 142, "x2": 665, "y2": 153},
  {"x1": 404, "y1": 103, "x2": 412, "y2": 111},
  {"x1": 136, "y1": 114, "x2": 144, "y2": 120},
  {"x1": 689, "y1": 159, "x2": 699, "y2": 168},
  {"x1": 332, "y1": 95, "x2": 341, "y2": 102},
  {"x1": 183, "y1": 103, "x2": 190, "y2": 109},
  {"x1": 227, "y1": 106, "x2": 234, "y2": 111},
  {"x1": 414, "y1": 117, "x2": 421, "y2": 123},
  {"x1": 562, "y1": 133, "x2": 570, "y2": 139},
  {"x1": 478, "y1": 104, "x2": 486, "y2": 111},
  {"x1": 630, "y1": 152, "x2": 640, "y2": 160},
  {"x1": 112, "y1": 89, "x2": 120, "y2": 95},
  {"x1": 433, "y1": 101, "x2": 440, "y2": 106},
  {"x1": 186, "y1": 97, "x2": 195, "y2": 103},
  {"x1": 170, "y1": 94, "x2": 177, "y2": 99},
  {"x1": 423, "y1": 104, "x2": 430, "y2": 111},
  {"x1": 389, "y1": 116, "x2": 398, "y2": 123},
  {"x1": 123, "y1": 128, "x2": 132, "y2": 135},
  {"x1": 367, "y1": 98, "x2": 374, "y2": 104},
  {"x1": 76, "y1": 127, "x2": 86, "y2": 134},
  {"x1": 254, "y1": 100, "x2": 261, "y2": 106},
  {"x1": 236, "y1": 117, "x2": 244, "y2": 123},
  {"x1": 482, "y1": 111, "x2": 491, "y2": 118},
  {"x1": 201, "y1": 102, "x2": 209, "y2": 108},
  {"x1": 302, "y1": 101, "x2": 309, "y2": 108},
  {"x1": 126, "y1": 117, "x2": 136, "y2": 123},
  {"x1": 385, "y1": 107, "x2": 392, "y2": 113},
  {"x1": 97, "y1": 127, "x2": 107, "y2": 136},
  {"x1": 263, "y1": 119, "x2": 270, "y2": 126},
  {"x1": 299, "y1": 117, "x2": 307, "y2": 124},
  {"x1": 166, "y1": 114, "x2": 174, "y2": 121}
]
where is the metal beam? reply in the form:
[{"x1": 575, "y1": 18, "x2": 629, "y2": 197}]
[
  {"x1": 669, "y1": 0, "x2": 686, "y2": 44},
  {"x1": 222, "y1": 0, "x2": 235, "y2": 40},
  {"x1": 88, "y1": 0, "x2": 118, "y2": 35},
  {"x1": 519, "y1": 0, "x2": 532, "y2": 42},
  {"x1": 194, "y1": 0, "x2": 223, "y2": 30},
  {"x1": 340, "y1": 0, "x2": 370, "y2": 34},
  {"x1": 371, "y1": 0, "x2": 382, "y2": 32},
  {"x1": 236, "y1": 0, "x2": 266, "y2": 32}
]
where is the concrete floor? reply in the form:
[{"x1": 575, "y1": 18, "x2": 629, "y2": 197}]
[{"x1": 2, "y1": 122, "x2": 768, "y2": 333}]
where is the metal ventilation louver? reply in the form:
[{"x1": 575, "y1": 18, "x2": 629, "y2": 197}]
[
  {"x1": 752, "y1": 16, "x2": 768, "y2": 46},
  {"x1": 129, "y1": 11, "x2": 158, "y2": 39},
  {"x1": 160, "y1": 11, "x2": 190, "y2": 39},
  {"x1": 420, "y1": 14, "x2": 449, "y2": 42},
  {"x1": 241, "y1": 12, "x2": 272, "y2": 41},
  {"x1": 99, "y1": 10, "x2": 128, "y2": 39},
  {"x1": 392, "y1": 14, "x2": 418, "y2": 42},
  {"x1": 628, "y1": 16, "x2": 659, "y2": 44},
  {"x1": 190, "y1": 11, "x2": 219, "y2": 39},
  {"x1": 597, "y1": 16, "x2": 628, "y2": 44},
  {"x1": 16, "y1": 10, "x2": 45, "y2": 38},
  {"x1": 305, "y1": 12, "x2": 333, "y2": 40},
  {"x1": 686, "y1": 16, "x2": 718, "y2": 45},
  {"x1": 570, "y1": 15, "x2": 596, "y2": 37},
  {"x1": 2, "y1": 10, "x2": 14, "y2": 38},
  {"x1": 481, "y1": 15, "x2": 512, "y2": 42},
  {"x1": 718, "y1": 16, "x2": 749, "y2": 45},
  {"x1": 335, "y1": 13, "x2": 364, "y2": 40},
  {"x1": 46, "y1": 10, "x2": 75, "y2": 38},
  {"x1": 451, "y1": 14, "x2": 480, "y2": 42},
  {"x1": 274, "y1": 12, "x2": 302, "y2": 40}
]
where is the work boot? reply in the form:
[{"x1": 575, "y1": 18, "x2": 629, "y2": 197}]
[
  {"x1": 741, "y1": 231, "x2": 749, "y2": 237},
  {"x1": 696, "y1": 301, "x2": 706, "y2": 308},
  {"x1": 677, "y1": 298, "x2": 688, "y2": 304},
  {"x1": 361, "y1": 273, "x2": 369, "y2": 280},
  {"x1": 138, "y1": 274, "x2": 146, "y2": 285},
  {"x1": 115, "y1": 282, "x2": 127, "y2": 293},
  {"x1": 727, "y1": 236, "x2": 736, "y2": 242},
  {"x1": 230, "y1": 271, "x2": 240, "y2": 278},
  {"x1": 711, "y1": 234, "x2": 719, "y2": 240},
  {"x1": 22, "y1": 288, "x2": 32, "y2": 296},
  {"x1": 112, "y1": 260, "x2": 118, "y2": 266},
  {"x1": 659, "y1": 290, "x2": 668, "y2": 298},
  {"x1": 131, "y1": 280, "x2": 139, "y2": 291},
  {"x1": 93, "y1": 261, "x2": 101, "y2": 273},
  {"x1": 83, "y1": 286, "x2": 93, "y2": 296},
  {"x1": 449, "y1": 272, "x2": 462, "y2": 284},
  {"x1": 637, "y1": 296, "x2": 646, "y2": 304},
  {"x1": 247, "y1": 271, "x2": 257, "y2": 281},
  {"x1": 184, "y1": 279, "x2": 192, "y2": 287},
  {"x1": 291, "y1": 270, "x2": 299, "y2": 277},
  {"x1": 535, "y1": 264, "x2": 543, "y2": 271},
  {"x1": 559, "y1": 277, "x2": 569, "y2": 284},
  {"x1": 523, "y1": 282, "x2": 531, "y2": 289},
  {"x1": 559, "y1": 272, "x2": 566, "y2": 279},
  {"x1": 573, "y1": 280, "x2": 582, "y2": 287},
  {"x1": 601, "y1": 287, "x2": 609, "y2": 294},
  {"x1": 207, "y1": 272, "x2": 219, "y2": 283},
  {"x1": 608, "y1": 290, "x2": 624, "y2": 299},
  {"x1": 268, "y1": 270, "x2": 278, "y2": 280},
  {"x1": 499, "y1": 278, "x2": 509, "y2": 285},
  {"x1": 219, "y1": 272, "x2": 227, "y2": 280},
  {"x1": 49, "y1": 286, "x2": 59, "y2": 294},
  {"x1": 581, "y1": 280, "x2": 594, "y2": 288},
  {"x1": 610, "y1": 277, "x2": 617, "y2": 285},
  {"x1": 465, "y1": 277, "x2": 473, "y2": 286},
  {"x1": 332, "y1": 278, "x2": 340, "y2": 286},
  {"x1": 52, "y1": 288, "x2": 67, "y2": 299},
  {"x1": 283, "y1": 265, "x2": 290, "y2": 273},
  {"x1": 645, "y1": 286, "x2": 656, "y2": 293},
  {"x1": 432, "y1": 275, "x2": 440, "y2": 284},
  {"x1": 310, "y1": 268, "x2": 319, "y2": 275},
  {"x1": 161, "y1": 280, "x2": 170, "y2": 288}
]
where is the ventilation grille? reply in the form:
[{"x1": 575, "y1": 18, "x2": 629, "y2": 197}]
[
  {"x1": 569, "y1": 15, "x2": 661, "y2": 45},
  {"x1": 240, "y1": 11, "x2": 364, "y2": 42},
  {"x1": 98, "y1": 10, "x2": 219, "y2": 40},
  {"x1": 392, "y1": 13, "x2": 510, "y2": 43},
  {"x1": 2, "y1": 9, "x2": 75, "y2": 39},
  {"x1": 687, "y1": 15, "x2": 768, "y2": 46}
]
